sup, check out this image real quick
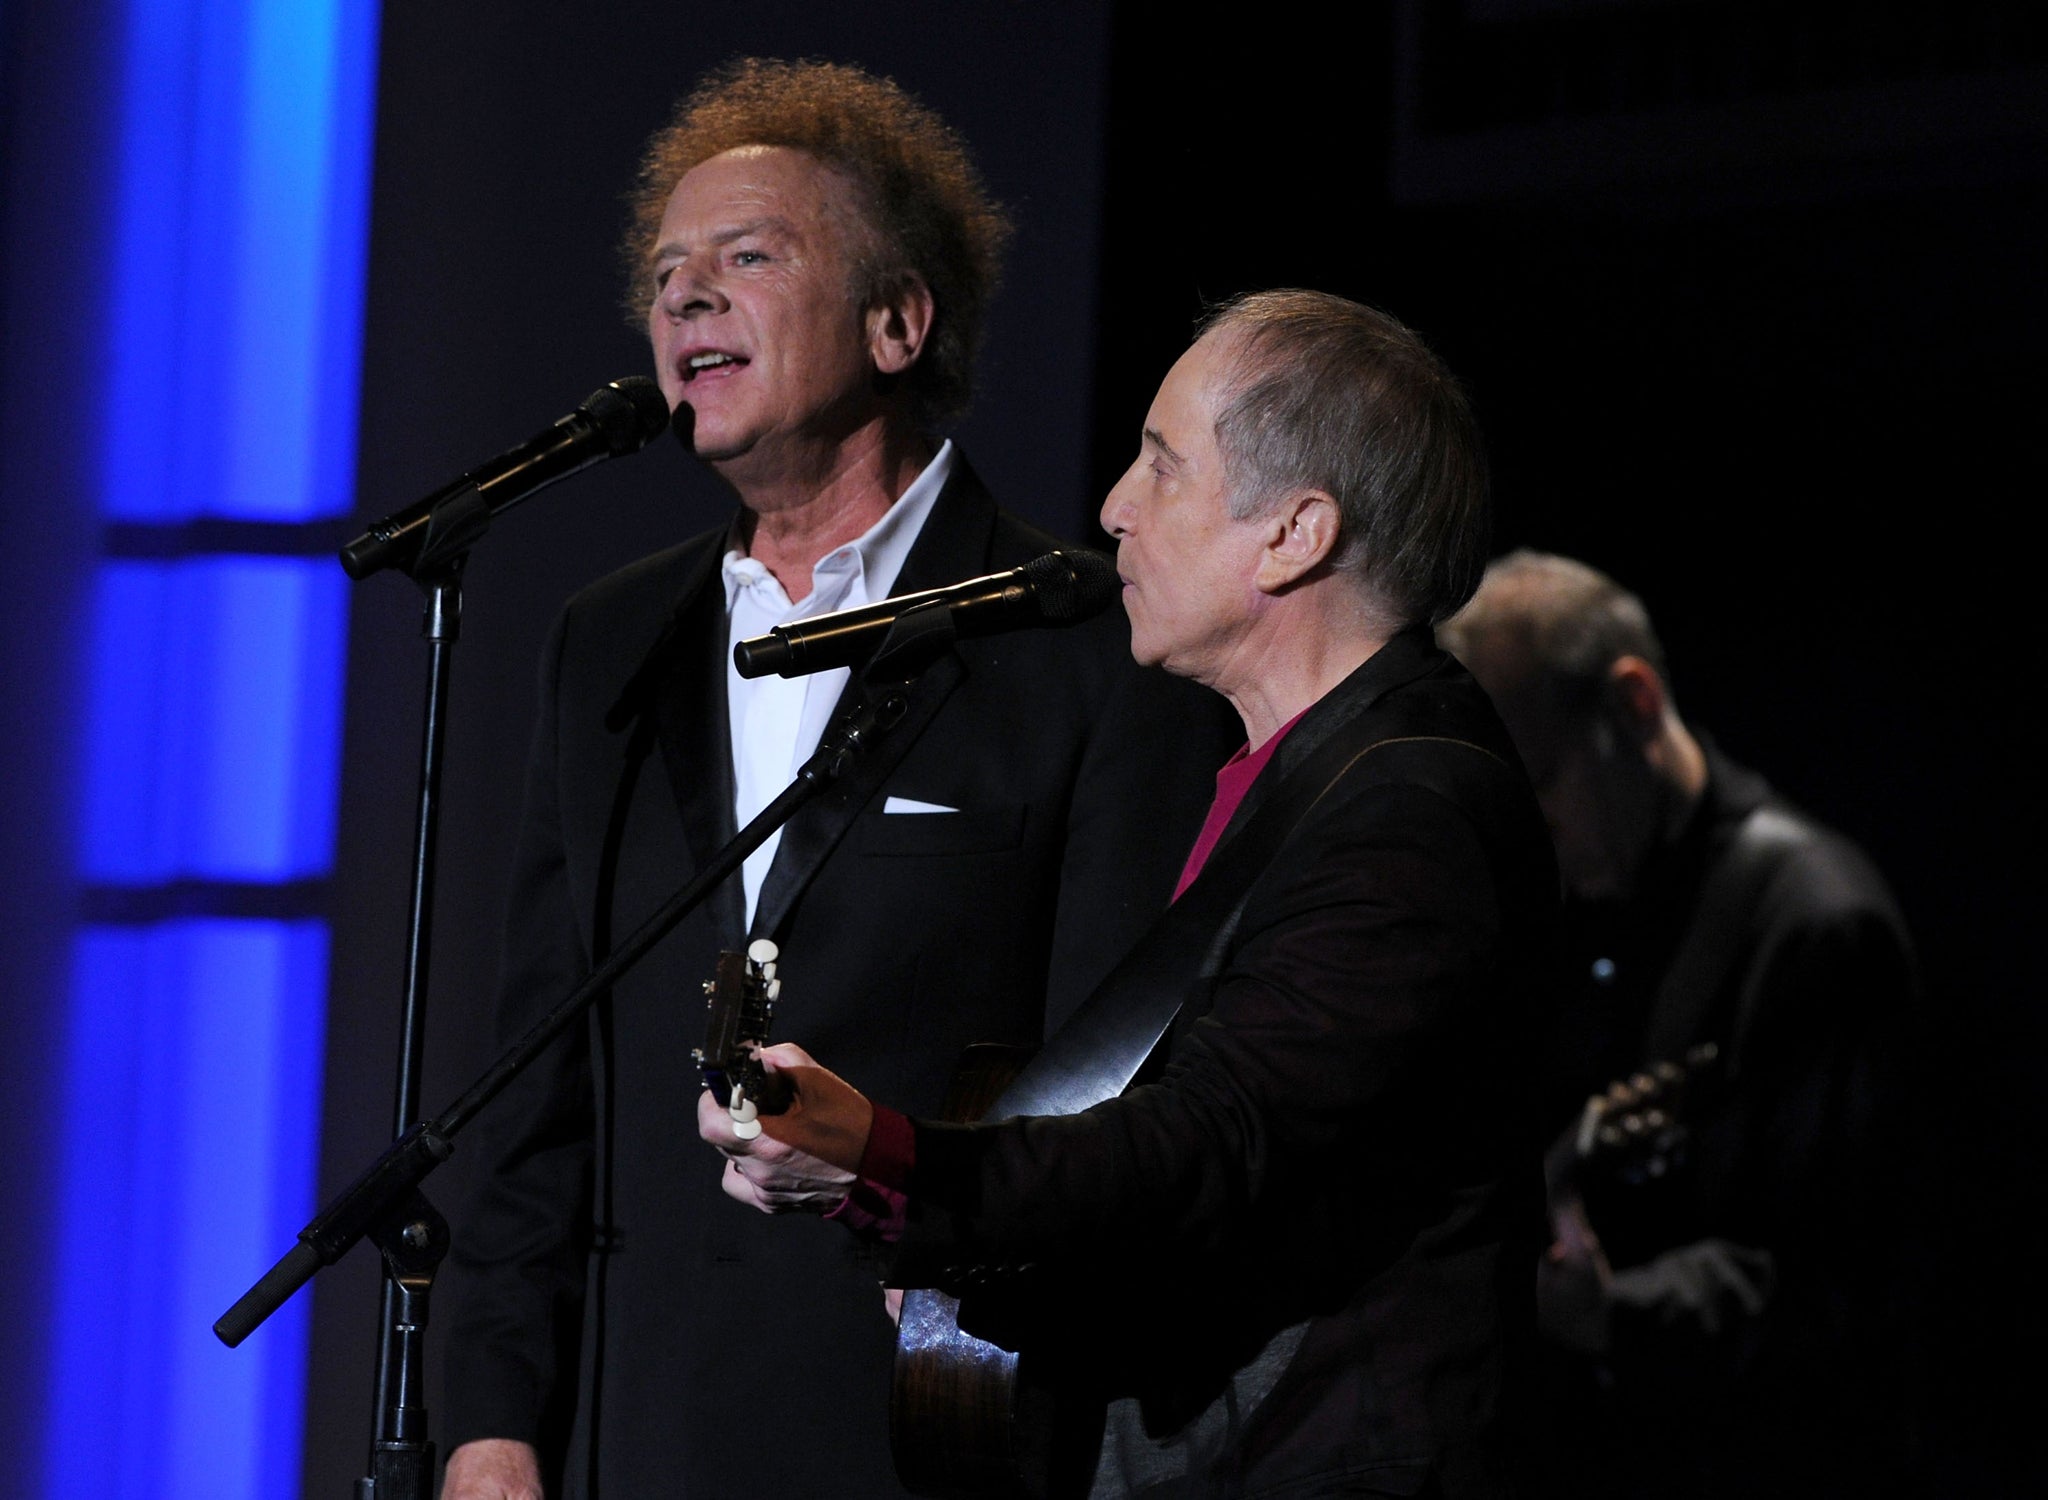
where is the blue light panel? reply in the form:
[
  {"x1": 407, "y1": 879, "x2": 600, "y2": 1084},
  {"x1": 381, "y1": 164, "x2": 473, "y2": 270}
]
[
  {"x1": 50, "y1": 0, "x2": 381, "y2": 1495},
  {"x1": 51, "y1": 922, "x2": 328, "y2": 1500},
  {"x1": 80, "y1": 558, "x2": 349, "y2": 884},
  {"x1": 103, "y1": 0, "x2": 377, "y2": 524}
]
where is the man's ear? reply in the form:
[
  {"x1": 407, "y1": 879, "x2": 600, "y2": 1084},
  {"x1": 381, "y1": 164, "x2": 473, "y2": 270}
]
[
  {"x1": 868, "y1": 273, "x2": 935, "y2": 376},
  {"x1": 1253, "y1": 491, "x2": 1341, "y2": 593},
  {"x1": 1604, "y1": 655, "x2": 1669, "y2": 744}
]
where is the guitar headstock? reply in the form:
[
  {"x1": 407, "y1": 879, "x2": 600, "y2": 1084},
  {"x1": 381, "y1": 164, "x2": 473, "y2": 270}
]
[
  {"x1": 692, "y1": 938, "x2": 793, "y2": 1139},
  {"x1": 1571, "y1": 1041, "x2": 1722, "y2": 1188}
]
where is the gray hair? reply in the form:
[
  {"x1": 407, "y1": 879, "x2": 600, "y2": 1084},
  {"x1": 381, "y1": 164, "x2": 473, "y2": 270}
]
[{"x1": 1201, "y1": 289, "x2": 1491, "y2": 626}]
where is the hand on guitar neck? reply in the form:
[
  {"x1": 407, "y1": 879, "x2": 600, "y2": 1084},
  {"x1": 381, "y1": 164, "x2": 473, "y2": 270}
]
[
  {"x1": 693, "y1": 940, "x2": 795, "y2": 1137},
  {"x1": 1538, "y1": 1042, "x2": 1723, "y2": 1354},
  {"x1": 695, "y1": 1045, "x2": 874, "y2": 1212},
  {"x1": 693, "y1": 943, "x2": 876, "y2": 1212}
]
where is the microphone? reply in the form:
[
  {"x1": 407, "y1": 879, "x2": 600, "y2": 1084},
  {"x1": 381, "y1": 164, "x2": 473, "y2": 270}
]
[
  {"x1": 340, "y1": 375, "x2": 672, "y2": 580},
  {"x1": 735, "y1": 548, "x2": 1120, "y2": 679}
]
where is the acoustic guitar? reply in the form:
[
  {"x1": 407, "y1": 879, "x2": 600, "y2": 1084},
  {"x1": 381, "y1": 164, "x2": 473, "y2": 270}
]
[{"x1": 889, "y1": 1044, "x2": 1107, "y2": 1500}]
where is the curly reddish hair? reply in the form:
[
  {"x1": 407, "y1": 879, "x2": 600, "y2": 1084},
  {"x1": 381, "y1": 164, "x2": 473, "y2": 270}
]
[{"x1": 622, "y1": 57, "x2": 1011, "y2": 427}]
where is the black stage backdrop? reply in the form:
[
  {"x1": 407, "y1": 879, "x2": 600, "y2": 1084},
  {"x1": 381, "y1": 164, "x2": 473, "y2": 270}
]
[{"x1": 303, "y1": 3, "x2": 2041, "y2": 1495}]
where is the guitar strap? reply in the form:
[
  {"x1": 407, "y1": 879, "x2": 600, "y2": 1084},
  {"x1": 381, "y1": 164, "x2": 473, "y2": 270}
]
[
  {"x1": 1639, "y1": 804, "x2": 1816, "y2": 1075},
  {"x1": 991, "y1": 731, "x2": 1506, "y2": 1121}
]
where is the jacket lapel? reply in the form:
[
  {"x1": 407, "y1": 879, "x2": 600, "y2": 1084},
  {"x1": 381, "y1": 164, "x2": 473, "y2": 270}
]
[
  {"x1": 608, "y1": 535, "x2": 749, "y2": 945},
  {"x1": 747, "y1": 460, "x2": 1002, "y2": 940}
]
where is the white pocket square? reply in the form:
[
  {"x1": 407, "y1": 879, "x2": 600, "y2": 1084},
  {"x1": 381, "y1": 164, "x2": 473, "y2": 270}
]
[{"x1": 883, "y1": 796, "x2": 959, "y2": 815}]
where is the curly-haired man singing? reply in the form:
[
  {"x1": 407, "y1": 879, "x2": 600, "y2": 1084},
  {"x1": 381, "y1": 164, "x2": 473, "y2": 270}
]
[{"x1": 436, "y1": 58, "x2": 1232, "y2": 1500}]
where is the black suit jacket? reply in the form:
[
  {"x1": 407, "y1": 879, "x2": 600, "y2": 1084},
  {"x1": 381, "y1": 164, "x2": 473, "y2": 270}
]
[
  {"x1": 898, "y1": 628, "x2": 1560, "y2": 1499},
  {"x1": 438, "y1": 460, "x2": 1238, "y2": 1498}
]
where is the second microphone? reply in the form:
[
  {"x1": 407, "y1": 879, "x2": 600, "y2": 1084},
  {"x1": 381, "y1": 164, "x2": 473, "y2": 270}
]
[{"x1": 734, "y1": 548, "x2": 1120, "y2": 680}]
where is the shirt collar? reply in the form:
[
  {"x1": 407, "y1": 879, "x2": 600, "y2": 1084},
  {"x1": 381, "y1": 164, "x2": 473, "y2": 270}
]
[{"x1": 720, "y1": 439, "x2": 955, "y2": 618}]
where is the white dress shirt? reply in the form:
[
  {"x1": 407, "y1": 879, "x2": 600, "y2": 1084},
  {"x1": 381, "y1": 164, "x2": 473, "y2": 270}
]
[{"x1": 721, "y1": 440, "x2": 955, "y2": 927}]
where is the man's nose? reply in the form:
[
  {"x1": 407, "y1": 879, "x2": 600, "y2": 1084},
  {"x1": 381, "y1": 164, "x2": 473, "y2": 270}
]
[
  {"x1": 1099, "y1": 472, "x2": 1137, "y2": 537},
  {"x1": 659, "y1": 260, "x2": 727, "y2": 318}
]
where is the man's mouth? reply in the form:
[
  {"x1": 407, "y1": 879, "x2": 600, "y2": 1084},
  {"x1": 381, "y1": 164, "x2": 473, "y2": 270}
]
[{"x1": 683, "y1": 352, "x2": 747, "y2": 381}]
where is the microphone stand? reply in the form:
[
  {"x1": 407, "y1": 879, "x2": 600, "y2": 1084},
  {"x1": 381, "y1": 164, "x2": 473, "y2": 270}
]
[
  {"x1": 213, "y1": 575, "x2": 965, "y2": 1498},
  {"x1": 337, "y1": 488, "x2": 494, "y2": 1497},
  {"x1": 363, "y1": 554, "x2": 462, "y2": 1499}
]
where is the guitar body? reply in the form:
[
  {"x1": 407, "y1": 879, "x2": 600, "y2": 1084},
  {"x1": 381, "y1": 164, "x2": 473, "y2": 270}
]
[{"x1": 889, "y1": 1044, "x2": 1108, "y2": 1500}]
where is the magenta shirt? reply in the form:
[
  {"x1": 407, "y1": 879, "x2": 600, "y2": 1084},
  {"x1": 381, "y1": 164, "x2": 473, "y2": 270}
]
[{"x1": 1169, "y1": 708, "x2": 1306, "y2": 901}]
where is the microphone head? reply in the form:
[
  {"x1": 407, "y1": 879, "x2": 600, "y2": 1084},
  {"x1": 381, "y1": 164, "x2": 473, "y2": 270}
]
[
  {"x1": 583, "y1": 376, "x2": 673, "y2": 456},
  {"x1": 1023, "y1": 548, "x2": 1119, "y2": 624}
]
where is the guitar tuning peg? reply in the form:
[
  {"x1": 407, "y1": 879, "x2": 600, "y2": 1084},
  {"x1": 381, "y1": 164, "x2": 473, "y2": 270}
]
[
  {"x1": 765, "y1": 978, "x2": 781, "y2": 1002},
  {"x1": 729, "y1": 1088, "x2": 762, "y2": 1142},
  {"x1": 747, "y1": 938, "x2": 780, "y2": 965}
]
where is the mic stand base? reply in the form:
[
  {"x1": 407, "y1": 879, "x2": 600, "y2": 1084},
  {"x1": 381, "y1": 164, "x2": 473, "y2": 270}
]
[{"x1": 355, "y1": 1444, "x2": 437, "y2": 1500}]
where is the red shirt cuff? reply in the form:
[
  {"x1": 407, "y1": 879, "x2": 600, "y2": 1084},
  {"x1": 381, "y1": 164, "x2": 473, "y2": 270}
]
[{"x1": 820, "y1": 1104, "x2": 916, "y2": 1242}]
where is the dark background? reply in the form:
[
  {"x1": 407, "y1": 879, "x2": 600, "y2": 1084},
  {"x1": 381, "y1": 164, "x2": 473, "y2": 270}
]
[{"x1": 3, "y1": 1, "x2": 2037, "y2": 1495}]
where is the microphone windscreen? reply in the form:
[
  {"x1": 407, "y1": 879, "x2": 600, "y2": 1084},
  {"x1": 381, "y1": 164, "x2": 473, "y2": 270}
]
[
  {"x1": 584, "y1": 376, "x2": 673, "y2": 456},
  {"x1": 1024, "y1": 548, "x2": 1119, "y2": 624}
]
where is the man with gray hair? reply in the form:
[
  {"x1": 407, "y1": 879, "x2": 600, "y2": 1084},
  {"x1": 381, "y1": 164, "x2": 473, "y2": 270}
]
[
  {"x1": 1438, "y1": 549, "x2": 1918, "y2": 1497},
  {"x1": 706, "y1": 290, "x2": 1560, "y2": 1498}
]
